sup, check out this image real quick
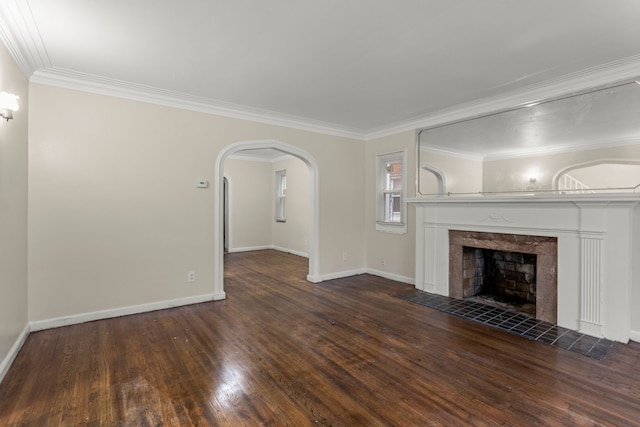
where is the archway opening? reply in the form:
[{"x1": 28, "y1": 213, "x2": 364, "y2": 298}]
[
  {"x1": 554, "y1": 160, "x2": 640, "y2": 194},
  {"x1": 419, "y1": 163, "x2": 447, "y2": 195},
  {"x1": 213, "y1": 141, "x2": 320, "y2": 299}
]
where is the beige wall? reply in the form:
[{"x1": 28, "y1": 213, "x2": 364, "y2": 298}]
[
  {"x1": 483, "y1": 144, "x2": 640, "y2": 192},
  {"x1": 0, "y1": 42, "x2": 28, "y2": 377},
  {"x1": 271, "y1": 156, "x2": 310, "y2": 256},
  {"x1": 223, "y1": 158, "x2": 272, "y2": 250},
  {"x1": 28, "y1": 84, "x2": 365, "y2": 321},
  {"x1": 222, "y1": 156, "x2": 310, "y2": 255},
  {"x1": 365, "y1": 131, "x2": 416, "y2": 282},
  {"x1": 418, "y1": 150, "x2": 483, "y2": 195}
]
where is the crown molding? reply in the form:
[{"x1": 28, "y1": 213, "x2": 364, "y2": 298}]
[
  {"x1": 5, "y1": 0, "x2": 640, "y2": 151},
  {"x1": 29, "y1": 67, "x2": 366, "y2": 140},
  {"x1": 419, "y1": 145, "x2": 484, "y2": 162},
  {"x1": 23, "y1": 57, "x2": 640, "y2": 157},
  {"x1": 0, "y1": 0, "x2": 49, "y2": 77},
  {"x1": 422, "y1": 134, "x2": 640, "y2": 163},
  {"x1": 2, "y1": 0, "x2": 640, "y2": 148},
  {"x1": 365, "y1": 54, "x2": 640, "y2": 141},
  {"x1": 483, "y1": 136, "x2": 640, "y2": 161}
]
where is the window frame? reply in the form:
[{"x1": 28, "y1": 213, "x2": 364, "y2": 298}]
[
  {"x1": 375, "y1": 150, "x2": 407, "y2": 234},
  {"x1": 275, "y1": 169, "x2": 287, "y2": 222}
]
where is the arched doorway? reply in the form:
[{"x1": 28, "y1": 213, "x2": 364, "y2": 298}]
[
  {"x1": 213, "y1": 140, "x2": 320, "y2": 299},
  {"x1": 223, "y1": 174, "x2": 231, "y2": 253},
  {"x1": 553, "y1": 159, "x2": 640, "y2": 193},
  {"x1": 419, "y1": 163, "x2": 447, "y2": 195}
]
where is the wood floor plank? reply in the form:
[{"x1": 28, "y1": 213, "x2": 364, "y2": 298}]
[{"x1": 1, "y1": 249, "x2": 640, "y2": 425}]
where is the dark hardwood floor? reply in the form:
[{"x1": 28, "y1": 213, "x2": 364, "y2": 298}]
[{"x1": 2, "y1": 250, "x2": 640, "y2": 426}]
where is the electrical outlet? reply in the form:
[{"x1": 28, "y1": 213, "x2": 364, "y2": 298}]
[
  {"x1": 381, "y1": 258, "x2": 386, "y2": 266},
  {"x1": 342, "y1": 252, "x2": 348, "y2": 261},
  {"x1": 188, "y1": 271, "x2": 196, "y2": 282}
]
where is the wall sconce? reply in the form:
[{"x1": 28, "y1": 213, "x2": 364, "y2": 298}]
[{"x1": 0, "y1": 91, "x2": 19, "y2": 121}]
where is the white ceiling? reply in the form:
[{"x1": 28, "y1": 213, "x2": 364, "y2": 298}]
[{"x1": 2, "y1": 0, "x2": 640, "y2": 148}]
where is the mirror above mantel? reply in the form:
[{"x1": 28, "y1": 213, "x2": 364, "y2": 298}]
[{"x1": 417, "y1": 79, "x2": 640, "y2": 196}]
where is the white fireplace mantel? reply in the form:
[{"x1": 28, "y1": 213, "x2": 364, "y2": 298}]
[{"x1": 407, "y1": 193, "x2": 640, "y2": 343}]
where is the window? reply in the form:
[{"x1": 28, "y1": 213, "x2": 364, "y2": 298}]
[
  {"x1": 376, "y1": 150, "x2": 407, "y2": 233},
  {"x1": 275, "y1": 169, "x2": 286, "y2": 222}
]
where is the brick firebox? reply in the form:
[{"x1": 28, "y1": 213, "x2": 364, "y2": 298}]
[{"x1": 449, "y1": 230, "x2": 558, "y2": 324}]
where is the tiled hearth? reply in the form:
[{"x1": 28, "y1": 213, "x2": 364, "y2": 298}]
[{"x1": 399, "y1": 289, "x2": 614, "y2": 360}]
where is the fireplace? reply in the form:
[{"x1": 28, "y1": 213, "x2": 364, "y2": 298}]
[
  {"x1": 449, "y1": 231, "x2": 557, "y2": 323},
  {"x1": 408, "y1": 193, "x2": 640, "y2": 342},
  {"x1": 461, "y1": 247, "x2": 537, "y2": 315}
]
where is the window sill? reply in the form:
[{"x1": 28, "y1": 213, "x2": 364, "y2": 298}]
[{"x1": 375, "y1": 222, "x2": 407, "y2": 234}]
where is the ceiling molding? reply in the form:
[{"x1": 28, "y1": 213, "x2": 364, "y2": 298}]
[
  {"x1": 29, "y1": 67, "x2": 367, "y2": 141},
  {"x1": 419, "y1": 145, "x2": 485, "y2": 162},
  {"x1": 365, "y1": 54, "x2": 640, "y2": 141},
  {"x1": 31, "y1": 55, "x2": 640, "y2": 149},
  {"x1": 483, "y1": 136, "x2": 640, "y2": 162},
  {"x1": 0, "y1": 0, "x2": 50, "y2": 77},
  {"x1": 4, "y1": 0, "x2": 640, "y2": 151},
  {"x1": 423, "y1": 134, "x2": 640, "y2": 163}
]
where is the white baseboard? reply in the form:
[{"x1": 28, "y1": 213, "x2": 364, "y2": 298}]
[
  {"x1": 308, "y1": 268, "x2": 416, "y2": 285},
  {"x1": 229, "y1": 245, "x2": 273, "y2": 253},
  {"x1": 229, "y1": 245, "x2": 309, "y2": 258},
  {"x1": 308, "y1": 268, "x2": 367, "y2": 283},
  {"x1": 272, "y1": 246, "x2": 309, "y2": 258},
  {"x1": 629, "y1": 330, "x2": 640, "y2": 343},
  {"x1": 365, "y1": 268, "x2": 415, "y2": 285},
  {"x1": 0, "y1": 323, "x2": 30, "y2": 385},
  {"x1": 29, "y1": 293, "x2": 216, "y2": 332}
]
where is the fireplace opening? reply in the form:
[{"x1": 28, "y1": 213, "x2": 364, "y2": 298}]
[
  {"x1": 462, "y1": 246, "x2": 537, "y2": 316},
  {"x1": 449, "y1": 230, "x2": 557, "y2": 323}
]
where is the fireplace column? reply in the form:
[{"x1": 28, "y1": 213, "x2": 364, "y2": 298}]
[{"x1": 579, "y1": 236, "x2": 602, "y2": 335}]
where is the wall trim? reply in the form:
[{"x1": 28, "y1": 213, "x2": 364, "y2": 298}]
[
  {"x1": 272, "y1": 246, "x2": 309, "y2": 258},
  {"x1": 229, "y1": 245, "x2": 309, "y2": 258},
  {"x1": 2, "y1": 0, "x2": 638, "y2": 148},
  {"x1": 419, "y1": 145, "x2": 484, "y2": 162},
  {"x1": 0, "y1": 323, "x2": 30, "y2": 385},
  {"x1": 26, "y1": 57, "x2": 640, "y2": 145},
  {"x1": 366, "y1": 268, "x2": 415, "y2": 285},
  {"x1": 30, "y1": 67, "x2": 365, "y2": 140},
  {"x1": 630, "y1": 330, "x2": 640, "y2": 343},
  {"x1": 307, "y1": 268, "x2": 367, "y2": 283},
  {"x1": 365, "y1": 54, "x2": 640, "y2": 141},
  {"x1": 0, "y1": 0, "x2": 50, "y2": 76},
  {"x1": 307, "y1": 268, "x2": 414, "y2": 285},
  {"x1": 29, "y1": 293, "x2": 216, "y2": 332},
  {"x1": 229, "y1": 245, "x2": 274, "y2": 253},
  {"x1": 483, "y1": 136, "x2": 640, "y2": 161}
]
